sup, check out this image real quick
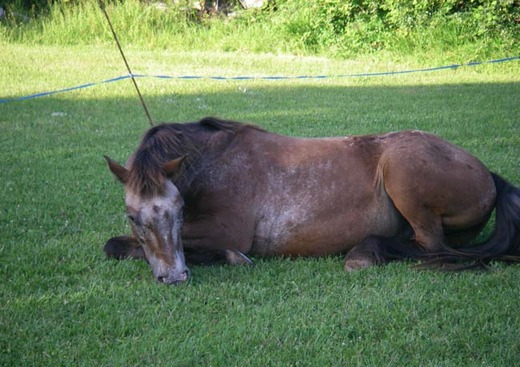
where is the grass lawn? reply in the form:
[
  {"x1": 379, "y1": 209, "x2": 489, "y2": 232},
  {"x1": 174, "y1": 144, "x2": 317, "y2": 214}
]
[{"x1": 1, "y1": 44, "x2": 519, "y2": 366}]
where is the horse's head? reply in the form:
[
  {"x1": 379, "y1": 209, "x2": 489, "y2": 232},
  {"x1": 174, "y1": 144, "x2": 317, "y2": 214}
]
[{"x1": 105, "y1": 155, "x2": 190, "y2": 285}]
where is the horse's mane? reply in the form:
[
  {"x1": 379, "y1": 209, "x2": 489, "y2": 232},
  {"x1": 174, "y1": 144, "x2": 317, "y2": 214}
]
[
  {"x1": 127, "y1": 117, "x2": 263, "y2": 197},
  {"x1": 198, "y1": 116, "x2": 265, "y2": 133}
]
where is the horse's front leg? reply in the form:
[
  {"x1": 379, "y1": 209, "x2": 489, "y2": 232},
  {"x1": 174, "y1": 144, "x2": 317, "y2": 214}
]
[
  {"x1": 104, "y1": 235, "x2": 146, "y2": 260},
  {"x1": 104, "y1": 232, "x2": 254, "y2": 266},
  {"x1": 182, "y1": 218, "x2": 255, "y2": 266},
  {"x1": 183, "y1": 248, "x2": 254, "y2": 266}
]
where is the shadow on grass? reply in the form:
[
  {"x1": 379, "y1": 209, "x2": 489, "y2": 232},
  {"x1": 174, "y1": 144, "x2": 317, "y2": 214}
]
[
  {"x1": 1, "y1": 81, "x2": 518, "y2": 264},
  {"x1": 2, "y1": 81, "x2": 519, "y2": 132}
]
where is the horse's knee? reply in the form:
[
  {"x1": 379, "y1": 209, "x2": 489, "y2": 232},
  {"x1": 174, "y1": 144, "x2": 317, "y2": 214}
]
[{"x1": 104, "y1": 236, "x2": 145, "y2": 260}]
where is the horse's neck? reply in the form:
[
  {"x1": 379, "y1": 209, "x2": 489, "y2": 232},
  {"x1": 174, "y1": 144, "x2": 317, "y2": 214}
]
[{"x1": 173, "y1": 128, "x2": 240, "y2": 198}]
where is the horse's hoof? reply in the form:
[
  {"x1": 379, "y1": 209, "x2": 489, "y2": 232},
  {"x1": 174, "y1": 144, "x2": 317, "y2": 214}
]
[
  {"x1": 344, "y1": 258, "x2": 373, "y2": 272},
  {"x1": 225, "y1": 249, "x2": 255, "y2": 266}
]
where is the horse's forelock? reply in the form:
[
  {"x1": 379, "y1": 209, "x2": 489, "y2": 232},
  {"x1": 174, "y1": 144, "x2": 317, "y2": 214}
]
[
  {"x1": 127, "y1": 152, "x2": 167, "y2": 198},
  {"x1": 126, "y1": 124, "x2": 196, "y2": 198}
]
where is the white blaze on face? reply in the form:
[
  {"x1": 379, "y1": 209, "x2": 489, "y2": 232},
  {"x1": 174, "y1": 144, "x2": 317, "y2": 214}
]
[{"x1": 125, "y1": 181, "x2": 189, "y2": 284}]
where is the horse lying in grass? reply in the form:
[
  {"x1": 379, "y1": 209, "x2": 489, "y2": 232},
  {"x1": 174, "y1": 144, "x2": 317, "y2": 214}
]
[{"x1": 104, "y1": 117, "x2": 520, "y2": 284}]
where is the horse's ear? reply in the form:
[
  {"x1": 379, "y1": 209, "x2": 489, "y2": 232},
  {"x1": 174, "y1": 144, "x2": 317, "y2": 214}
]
[
  {"x1": 104, "y1": 156, "x2": 128, "y2": 184},
  {"x1": 162, "y1": 155, "x2": 187, "y2": 178}
]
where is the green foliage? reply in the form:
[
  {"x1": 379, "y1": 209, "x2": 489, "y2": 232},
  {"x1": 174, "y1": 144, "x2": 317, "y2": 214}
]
[
  {"x1": 1, "y1": 0, "x2": 518, "y2": 59},
  {"x1": 1, "y1": 0, "x2": 194, "y2": 48},
  {"x1": 275, "y1": 0, "x2": 386, "y2": 53},
  {"x1": 271, "y1": 0, "x2": 519, "y2": 56}
]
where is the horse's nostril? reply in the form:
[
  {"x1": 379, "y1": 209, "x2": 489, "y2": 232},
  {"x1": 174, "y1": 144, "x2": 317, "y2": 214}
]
[{"x1": 157, "y1": 276, "x2": 166, "y2": 283}]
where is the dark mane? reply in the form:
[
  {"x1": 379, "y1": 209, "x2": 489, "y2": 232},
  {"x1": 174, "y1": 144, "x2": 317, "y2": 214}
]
[
  {"x1": 199, "y1": 116, "x2": 266, "y2": 133},
  {"x1": 127, "y1": 117, "x2": 263, "y2": 197}
]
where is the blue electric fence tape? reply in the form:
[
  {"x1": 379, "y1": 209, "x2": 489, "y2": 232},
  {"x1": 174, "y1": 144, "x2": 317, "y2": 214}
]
[{"x1": 1, "y1": 56, "x2": 518, "y2": 104}]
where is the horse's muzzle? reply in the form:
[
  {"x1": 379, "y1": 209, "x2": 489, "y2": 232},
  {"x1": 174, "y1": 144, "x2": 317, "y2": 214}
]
[{"x1": 157, "y1": 269, "x2": 190, "y2": 285}]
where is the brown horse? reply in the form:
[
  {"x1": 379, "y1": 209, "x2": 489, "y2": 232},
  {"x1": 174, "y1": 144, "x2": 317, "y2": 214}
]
[{"x1": 104, "y1": 117, "x2": 520, "y2": 284}]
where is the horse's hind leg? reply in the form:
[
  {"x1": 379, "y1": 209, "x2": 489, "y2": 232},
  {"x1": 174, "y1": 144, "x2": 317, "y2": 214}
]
[
  {"x1": 344, "y1": 232, "x2": 419, "y2": 271},
  {"x1": 344, "y1": 236, "x2": 387, "y2": 271},
  {"x1": 104, "y1": 236, "x2": 145, "y2": 260},
  {"x1": 378, "y1": 136, "x2": 495, "y2": 258}
]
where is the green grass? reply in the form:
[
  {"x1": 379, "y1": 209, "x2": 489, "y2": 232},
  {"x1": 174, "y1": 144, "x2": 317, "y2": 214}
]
[{"x1": 1, "y1": 44, "x2": 520, "y2": 366}]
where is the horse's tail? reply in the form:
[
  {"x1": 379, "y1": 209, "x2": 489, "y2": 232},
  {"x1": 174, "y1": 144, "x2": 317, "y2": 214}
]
[{"x1": 424, "y1": 173, "x2": 520, "y2": 269}]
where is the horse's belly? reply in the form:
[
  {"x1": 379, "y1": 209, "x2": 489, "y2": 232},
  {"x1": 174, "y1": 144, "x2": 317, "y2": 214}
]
[
  {"x1": 251, "y1": 195, "x2": 401, "y2": 257},
  {"x1": 248, "y1": 136, "x2": 403, "y2": 257}
]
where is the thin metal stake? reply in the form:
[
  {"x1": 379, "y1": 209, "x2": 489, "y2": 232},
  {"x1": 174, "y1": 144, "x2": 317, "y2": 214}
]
[{"x1": 99, "y1": 1, "x2": 154, "y2": 126}]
